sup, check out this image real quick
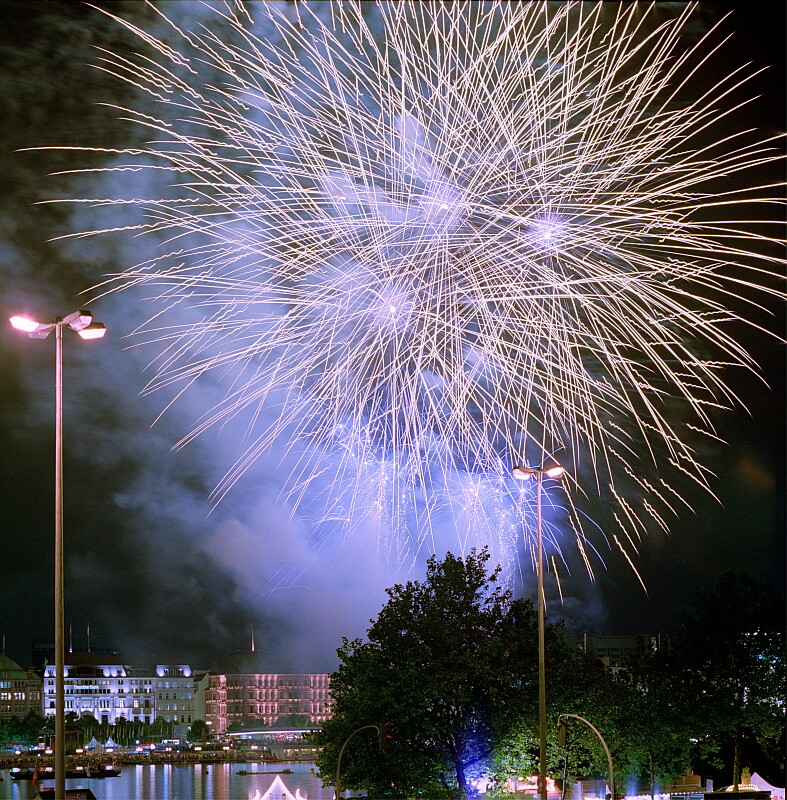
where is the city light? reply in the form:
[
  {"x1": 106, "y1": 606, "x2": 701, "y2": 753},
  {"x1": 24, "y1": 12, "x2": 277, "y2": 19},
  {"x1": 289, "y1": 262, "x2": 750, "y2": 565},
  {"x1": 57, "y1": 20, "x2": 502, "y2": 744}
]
[{"x1": 9, "y1": 315, "x2": 40, "y2": 333}]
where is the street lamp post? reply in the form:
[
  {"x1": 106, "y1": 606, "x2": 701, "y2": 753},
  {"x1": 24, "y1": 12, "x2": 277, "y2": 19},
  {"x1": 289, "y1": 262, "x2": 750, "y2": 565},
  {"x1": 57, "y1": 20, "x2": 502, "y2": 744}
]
[
  {"x1": 557, "y1": 714, "x2": 614, "y2": 800},
  {"x1": 10, "y1": 310, "x2": 106, "y2": 800},
  {"x1": 335, "y1": 724, "x2": 384, "y2": 800},
  {"x1": 513, "y1": 462, "x2": 566, "y2": 800}
]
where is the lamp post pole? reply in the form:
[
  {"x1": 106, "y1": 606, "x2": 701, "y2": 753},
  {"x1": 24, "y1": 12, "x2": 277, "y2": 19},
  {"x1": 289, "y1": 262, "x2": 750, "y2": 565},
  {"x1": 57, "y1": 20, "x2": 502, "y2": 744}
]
[
  {"x1": 335, "y1": 724, "x2": 383, "y2": 799},
  {"x1": 558, "y1": 714, "x2": 614, "y2": 800},
  {"x1": 513, "y1": 463, "x2": 565, "y2": 800},
  {"x1": 536, "y1": 469, "x2": 547, "y2": 800},
  {"x1": 10, "y1": 310, "x2": 106, "y2": 800},
  {"x1": 54, "y1": 320, "x2": 66, "y2": 800}
]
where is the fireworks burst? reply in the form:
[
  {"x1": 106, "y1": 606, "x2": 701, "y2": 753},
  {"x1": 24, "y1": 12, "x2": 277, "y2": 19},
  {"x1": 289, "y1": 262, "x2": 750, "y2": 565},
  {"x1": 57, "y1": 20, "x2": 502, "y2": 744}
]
[{"x1": 62, "y1": 1, "x2": 783, "y2": 580}]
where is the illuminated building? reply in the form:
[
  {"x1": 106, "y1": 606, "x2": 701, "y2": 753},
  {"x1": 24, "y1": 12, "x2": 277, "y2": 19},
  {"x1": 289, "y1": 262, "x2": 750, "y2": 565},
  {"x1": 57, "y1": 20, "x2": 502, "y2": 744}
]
[
  {"x1": 41, "y1": 653, "x2": 203, "y2": 725},
  {"x1": 0, "y1": 652, "x2": 42, "y2": 720},
  {"x1": 38, "y1": 652, "x2": 331, "y2": 732},
  {"x1": 43, "y1": 654, "x2": 155, "y2": 725},
  {"x1": 206, "y1": 673, "x2": 332, "y2": 734},
  {"x1": 154, "y1": 663, "x2": 196, "y2": 725}
]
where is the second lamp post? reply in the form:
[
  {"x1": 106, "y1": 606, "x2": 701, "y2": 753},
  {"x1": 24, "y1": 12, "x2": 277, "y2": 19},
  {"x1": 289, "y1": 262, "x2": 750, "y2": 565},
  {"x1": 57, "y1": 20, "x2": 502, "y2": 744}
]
[{"x1": 513, "y1": 462, "x2": 565, "y2": 800}]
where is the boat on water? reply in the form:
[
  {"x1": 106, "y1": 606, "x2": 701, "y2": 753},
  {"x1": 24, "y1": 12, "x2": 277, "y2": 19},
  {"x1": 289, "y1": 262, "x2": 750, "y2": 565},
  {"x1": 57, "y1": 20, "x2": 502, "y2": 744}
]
[
  {"x1": 237, "y1": 768, "x2": 293, "y2": 775},
  {"x1": 9, "y1": 764, "x2": 121, "y2": 780}
]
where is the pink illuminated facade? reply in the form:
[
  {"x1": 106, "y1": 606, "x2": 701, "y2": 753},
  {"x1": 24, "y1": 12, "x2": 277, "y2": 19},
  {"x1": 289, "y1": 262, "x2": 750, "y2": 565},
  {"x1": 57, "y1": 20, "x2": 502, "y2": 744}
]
[{"x1": 205, "y1": 673, "x2": 332, "y2": 734}]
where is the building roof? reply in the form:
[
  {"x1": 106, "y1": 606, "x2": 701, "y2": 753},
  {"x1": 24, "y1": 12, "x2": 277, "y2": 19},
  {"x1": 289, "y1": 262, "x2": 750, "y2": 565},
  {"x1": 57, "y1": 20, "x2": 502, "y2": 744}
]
[{"x1": 0, "y1": 651, "x2": 39, "y2": 682}]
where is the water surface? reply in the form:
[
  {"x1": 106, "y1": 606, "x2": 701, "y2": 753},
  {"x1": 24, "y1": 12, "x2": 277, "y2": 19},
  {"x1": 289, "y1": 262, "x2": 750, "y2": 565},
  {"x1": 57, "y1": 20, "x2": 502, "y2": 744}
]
[{"x1": 0, "y1": 761, "x2": 335, "y2": 800}]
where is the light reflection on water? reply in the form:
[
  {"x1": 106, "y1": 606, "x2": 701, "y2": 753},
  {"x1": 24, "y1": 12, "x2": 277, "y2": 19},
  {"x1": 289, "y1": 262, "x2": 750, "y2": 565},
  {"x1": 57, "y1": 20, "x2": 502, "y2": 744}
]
[{"x1": 0, "y1": 762, "x2": 336, "y2": 800}]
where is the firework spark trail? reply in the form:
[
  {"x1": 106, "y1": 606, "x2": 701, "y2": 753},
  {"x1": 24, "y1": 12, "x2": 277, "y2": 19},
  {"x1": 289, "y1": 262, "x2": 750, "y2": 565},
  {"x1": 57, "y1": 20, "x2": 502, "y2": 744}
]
[{"x1": 60, "y1": 1, "x2": 783, "y2": 579}]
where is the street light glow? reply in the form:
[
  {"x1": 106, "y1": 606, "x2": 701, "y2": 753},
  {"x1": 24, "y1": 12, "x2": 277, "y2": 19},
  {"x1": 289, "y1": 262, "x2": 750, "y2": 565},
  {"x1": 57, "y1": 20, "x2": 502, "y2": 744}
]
[
  {"x1": 9, "y1": 315, "x2": 41, "y2": 333},
  {"x1": 512, "y1": 464, "x2": 566, "y2": 481},
  {"x1": 10, "y1": 310, "x2": 105, "y2": 339},
  {"x1": 77, "y1": 322, "x2": 107, "y2": 340},
  {"x1": 512, "y1": 466, "x2": 532, "y2": 480}
]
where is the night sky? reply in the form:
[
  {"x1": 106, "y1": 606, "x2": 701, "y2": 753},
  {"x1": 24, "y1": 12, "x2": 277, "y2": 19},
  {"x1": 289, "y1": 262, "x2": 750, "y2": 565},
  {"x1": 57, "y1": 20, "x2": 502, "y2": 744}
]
[{"x1": 0, "y1": 1, "x2": 784, "y2": 673}]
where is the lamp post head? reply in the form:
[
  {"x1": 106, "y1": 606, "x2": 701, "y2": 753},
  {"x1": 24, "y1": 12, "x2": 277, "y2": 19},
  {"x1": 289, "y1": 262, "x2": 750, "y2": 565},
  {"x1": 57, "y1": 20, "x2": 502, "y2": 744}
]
[
  {"x1": 512, "y1": 463, "x2": 566, "y2": 481},
  {"x1": 77, "y1": 322, "x2": 107, "y2": 340},
  {"x1": 10, "y1": 315, "x2": 44, "y2": 334},
  {"x1": 62, "y1": 310, "x2": 94, "y2": 331},
  {"x1": 543, "y1": 465, "x2": 566, "y2": 480},
  {"x1": 10, "y1": 310, "x2": 106, "y2": 340}
]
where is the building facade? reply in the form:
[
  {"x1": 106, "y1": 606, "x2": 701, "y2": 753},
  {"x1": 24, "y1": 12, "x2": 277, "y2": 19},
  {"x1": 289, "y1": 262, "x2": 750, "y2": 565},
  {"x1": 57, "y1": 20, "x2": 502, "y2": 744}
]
[
  {"x1": 205, "y1": 673, "x2": 332, "y2": 734},
  {"x1": 41, "y1": 654, "x2": 201, "y2": 725},
  {"x1": 192, "y1": 669, "x2": 210, "y2": 722},
  {"x1": 43, "y1": 655, "x2": 156, "y2": 725},
  {"x1": 37, "y1": 654, "x2": 332, "y2": 734},
  {"x1": 577, "y1": 633, "x2": 664, "y2": 673},
  {"x1": 154, "y1": 664, "x2": 197, "y2": 725},
  {"x1": 0, "y1": 652, "x2": 42, "y2": 720}
]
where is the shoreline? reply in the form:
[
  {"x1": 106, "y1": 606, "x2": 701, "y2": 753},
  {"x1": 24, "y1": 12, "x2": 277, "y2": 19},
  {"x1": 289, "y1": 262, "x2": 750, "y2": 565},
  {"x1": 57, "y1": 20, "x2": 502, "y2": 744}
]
[{"x1": 0, "y1": 752, "x2": 285, "y2": 771}]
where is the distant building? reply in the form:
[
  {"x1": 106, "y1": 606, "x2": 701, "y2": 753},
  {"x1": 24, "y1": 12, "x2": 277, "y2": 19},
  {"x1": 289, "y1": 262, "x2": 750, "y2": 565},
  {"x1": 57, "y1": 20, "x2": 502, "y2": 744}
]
[
  {"x1": 192, "y1": 669, "x2": 210, "y2": 721},
  {"x1": 36, "y1": 648, "x2": 332, "y2": 733},
  {"x1": 43, "y1": 654, "x2": 155, "y2": 725},
  {"x1": 576, "y1": 633, "x2": 664, "y2": 673},
  {"x1": 41, "y1": 653, "x2": 205, "y2": 725},
  {"x1": 154, "y1": 663, "x2": 197, "y2": 725},
  {"x1": 0, "y1": 652, "x2": 42, "y2": 720},
  {"x1": 206, "y1": 672, "x2": 332, "y2": 734}
]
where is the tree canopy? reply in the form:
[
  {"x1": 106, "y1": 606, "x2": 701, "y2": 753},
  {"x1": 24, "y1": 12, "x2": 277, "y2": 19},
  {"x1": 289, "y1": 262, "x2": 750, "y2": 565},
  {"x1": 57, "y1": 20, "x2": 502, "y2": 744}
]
[
  {"x1": 312, "y1": 560, "x2": 785, "y2": 799},
  {"x1": 312, "y1": 548, "x2": 549, "y2": 797},
  {"x1": 671, "y1": 572, "x2": 785, "y2": 786}
]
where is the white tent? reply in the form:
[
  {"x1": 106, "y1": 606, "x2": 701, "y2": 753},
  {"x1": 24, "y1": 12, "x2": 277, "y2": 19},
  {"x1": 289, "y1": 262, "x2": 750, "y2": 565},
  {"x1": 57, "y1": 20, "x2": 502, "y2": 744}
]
[
  {"x1": 85, "y1": 736, "x2": 102, "y2": 752},
  {"x1": 751, "y1": 773, "x2": 785, "y2": 800},
  {"x1": 722, "y1": 770, "x2": 784, "y2": 800},
  {"x1": 248, "y1": 774, "x2": 307, "y2": 800}
]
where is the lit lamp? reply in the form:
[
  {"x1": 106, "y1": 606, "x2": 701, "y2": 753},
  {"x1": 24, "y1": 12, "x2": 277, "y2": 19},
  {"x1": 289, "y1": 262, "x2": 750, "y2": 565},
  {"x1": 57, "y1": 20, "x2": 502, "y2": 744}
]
[
  {"x1": 512, "y1": 462, "x2": 566, "y2": 800},
  {"x1": 10, "y1": 309, "x2": 106, "y2": 800}
]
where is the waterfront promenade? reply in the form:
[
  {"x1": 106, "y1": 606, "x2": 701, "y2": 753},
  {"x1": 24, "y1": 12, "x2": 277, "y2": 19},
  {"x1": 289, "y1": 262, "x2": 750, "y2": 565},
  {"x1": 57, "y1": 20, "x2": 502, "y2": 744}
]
[{"x1": 0, "y1": 748, "x2": 273, "y2": 771}]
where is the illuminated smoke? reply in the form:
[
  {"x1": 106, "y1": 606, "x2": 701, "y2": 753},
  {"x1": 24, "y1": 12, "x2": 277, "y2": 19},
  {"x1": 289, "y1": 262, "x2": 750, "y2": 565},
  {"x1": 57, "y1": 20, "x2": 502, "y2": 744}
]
[{"x1": 60, "y1": 1, "x2": 784, "y2": 584}]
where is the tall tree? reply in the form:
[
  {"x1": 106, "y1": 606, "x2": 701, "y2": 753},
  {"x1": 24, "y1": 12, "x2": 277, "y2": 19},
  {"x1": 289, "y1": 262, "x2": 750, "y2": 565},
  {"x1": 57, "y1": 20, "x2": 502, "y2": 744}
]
[
  {"x1": 187, "y1": 719, "x2": 208, "y2": 742},
  {"x1": 613, "y1": 643, "x2": 698, "y2": 797},
  {"x1": 672, "y1": 572, "x2": 785, "y2": 786},
  {"x1": 0, "y1": 711, "x2": 46, "y2": 746},
  {"x1": 312, "y1": 548, "x2": 542, "y2": 798}
]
